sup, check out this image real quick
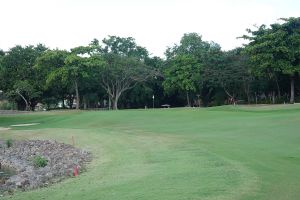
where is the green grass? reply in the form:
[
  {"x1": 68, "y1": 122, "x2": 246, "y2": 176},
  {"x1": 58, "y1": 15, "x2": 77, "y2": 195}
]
[{"x1": 0, "y1": 105, "x2": 300, "y2": 200}]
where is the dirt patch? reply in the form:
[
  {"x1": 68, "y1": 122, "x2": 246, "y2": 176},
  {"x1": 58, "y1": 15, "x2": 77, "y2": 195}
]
[{"x1": 0, "y1": 140, "x2": 91, "y2": 195}]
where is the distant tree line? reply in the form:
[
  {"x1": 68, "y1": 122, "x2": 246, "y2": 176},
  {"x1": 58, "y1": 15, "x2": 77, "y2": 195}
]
[{"x1": 0, "y1": 17, "x2": 300, "y2": 110}]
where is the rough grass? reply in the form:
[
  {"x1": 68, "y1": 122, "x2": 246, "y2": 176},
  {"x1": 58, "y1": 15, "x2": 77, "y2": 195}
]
[{"x1": 0, "y1": 105, "x2": 300, "y2": 200}]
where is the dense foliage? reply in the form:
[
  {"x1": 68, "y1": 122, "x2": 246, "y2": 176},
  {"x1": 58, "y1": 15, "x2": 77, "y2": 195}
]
[{"x1": 0, "y1": 17, "x2": 299, "y2": 110}]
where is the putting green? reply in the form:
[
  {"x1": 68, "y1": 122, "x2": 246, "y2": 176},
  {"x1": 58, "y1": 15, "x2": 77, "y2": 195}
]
[{"x1": 0, "y1": 105, "x2": 299, "y2": 200}]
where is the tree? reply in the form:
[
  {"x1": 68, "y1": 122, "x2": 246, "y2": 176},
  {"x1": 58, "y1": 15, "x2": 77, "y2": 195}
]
[
  {"x1": 0, "y1": 49, "x2": 5, "y2": 90},
  {"x1": 35, "y1": 50, "x2": 70, "y2": 108},
  {"x1": 200, "y1": 42, "x2": 225, "y2": 106},
  {"x1": 36, "y1": 49, "x2": 93, "y2": 110},
  {"x1": 165, "y1": 33, "x2": 210, "y2": 60},
  {"x1": 243, "y1": 17, "x2": 300, "y2": 103},
  {"x1": 47, "y1": 54, "x2": 90, "y2": 109},
  {"x1": 87, "y1": 36, "x2": 157, "y2": 110},
  {"x1": 0, "y1": 45, "x2": 47, "y2": 110},
  {"x1": 205, "y1": 48, "x2": 252, "y2": 104},
  {"x1": 163, "y1": 55, "x2": 201, "y2": 106},
  {"x1": 278, "y1": 18, "x2": 300, "y2": 103},
  {"x1": 102, "y1": 36, "x2": 148, "y2": 59},
  {"x1": 164, "y1": 33, "x2": 221, "y2": 106},
  {"x1": 11, "y1": 80, "x2": 41, "y2": 110},
  {"x1": 98, "y1": 53, "x2": 155, "y2": 110}
]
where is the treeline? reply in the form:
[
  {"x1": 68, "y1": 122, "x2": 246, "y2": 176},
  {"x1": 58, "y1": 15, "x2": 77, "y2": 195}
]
[{"x1": 0, "y1": 17, "x2": 300, "y2": 110}]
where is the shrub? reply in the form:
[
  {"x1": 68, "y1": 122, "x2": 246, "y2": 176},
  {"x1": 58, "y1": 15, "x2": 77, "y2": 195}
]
[
  {"x1": 6, "y1": 139, "x2": 13, "y2": 148},
  {"x1": 0, "y1": 100, "x2": 17, "y2": 110},
  {"x1": 32, "y1": 156, "x2": 48, "y2": 168}
]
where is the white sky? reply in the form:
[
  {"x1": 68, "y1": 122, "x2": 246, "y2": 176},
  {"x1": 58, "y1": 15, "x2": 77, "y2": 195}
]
[{"x1": 0, "y1": 0, "x2": 299, "y2": 57}]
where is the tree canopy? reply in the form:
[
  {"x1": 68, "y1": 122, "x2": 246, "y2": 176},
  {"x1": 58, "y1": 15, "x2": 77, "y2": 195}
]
[
  {"x1": 243, "y1": 17, "x2": 300, "y2": 103},
  {"x1": 1, "y1": 18, "x2": 300, "y2": 110}
]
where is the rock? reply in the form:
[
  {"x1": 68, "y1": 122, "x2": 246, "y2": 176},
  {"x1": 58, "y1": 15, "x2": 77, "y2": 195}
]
[{"x1": 0, "y1": 140, "x2": 91, "y2": 194}]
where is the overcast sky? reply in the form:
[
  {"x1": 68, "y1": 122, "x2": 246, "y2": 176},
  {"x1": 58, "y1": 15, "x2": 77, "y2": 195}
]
[{"x1": 0, "y1": 0, "x2": 299, "y2": 57}]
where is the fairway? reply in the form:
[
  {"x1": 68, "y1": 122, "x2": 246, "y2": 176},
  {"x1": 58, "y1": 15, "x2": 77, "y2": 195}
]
[{"x1": 0, "y1": 105, "x2": 300, "y2": 200}]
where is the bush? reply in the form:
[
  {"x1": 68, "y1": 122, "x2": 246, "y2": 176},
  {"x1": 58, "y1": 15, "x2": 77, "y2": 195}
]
[
  {"x1": 32, "y1": 156, "x2": 48, "y2": 168},
  {"x1": 6, "y1": 139, "x2": 13, "y2": 148},
  {"x1": 0, "y1": 100, "x2": 17, "y2": 110}
]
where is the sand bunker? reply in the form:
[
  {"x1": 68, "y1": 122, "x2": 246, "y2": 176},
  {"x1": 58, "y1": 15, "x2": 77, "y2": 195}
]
[
  {"x1": 0, "y1": 127, "x2": 11, "y2": 131},
  {"x1": 10, "y1": 123, "x2": 40, "y2": 127}
]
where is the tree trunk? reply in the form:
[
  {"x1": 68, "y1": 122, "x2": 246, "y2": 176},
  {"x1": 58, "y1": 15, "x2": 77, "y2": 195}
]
[
  {"x1": 186, "y1": 91, "x2": 191, "y2": 107},
  {"x1": 16, "y1": 90, "x2": 30, "y2": 111},
  {"x1": 223, "y1": 88, "x2": 235, "y2": 105},
  {"x1": 290, "y1": 75, "x2": 295, "y2": 104},
  {"x1": 68, "y1": 95, "x2": 73, "y2": 109},
  {"x1": 274, "y1": 76, "x2": 281, "y2": 99},
  {"x1": 247, "y1": 94, "x2": 251, "y2": 104},
  {"x1": 74, "y1": 80, "x2": 80, "y2": 109},
  {"x1": 30, "y1": 101, "x2": 38, "y2": 111},
  {"x1": 108, "y1": 96, "x2": 111, "y2": 110},
  {"x1": 62, "y1": 97, "x2": 65, "y2": 109},
  {"x1": 243, "y1": 77, "x2": 250, "y2": 104},
  {"x1": 83, "y1": 96, "x2": 87, "y2": 110},
  {"x1": 245, "y1": 86, "x2": 250, "y2": 104},
  {"x1": 112, "y1": 94, "x2": 120, "y2": 110},
  {"x1": 112, "y1": 99, "x2": 118, "y2": 110},
  {"x1": 255, "y1": 92, "x2": 258, "y2": 104},
  {"x1": 233, "y1": 93, "x2": 236, "y2": 106}
]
